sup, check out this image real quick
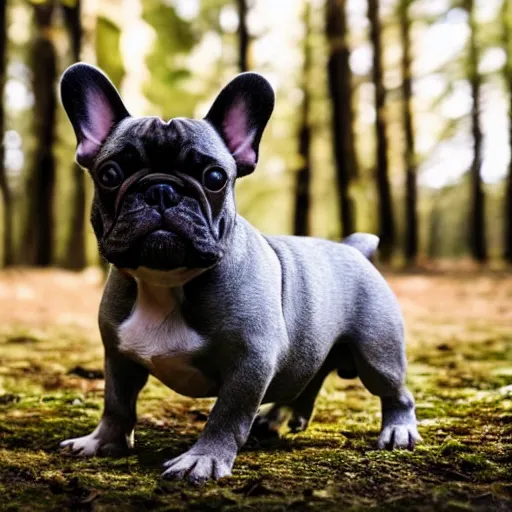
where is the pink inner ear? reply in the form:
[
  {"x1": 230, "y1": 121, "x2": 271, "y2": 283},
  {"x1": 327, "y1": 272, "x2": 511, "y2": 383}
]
[
  {"x1": 77, "y1": 89, "x2": 116, "y2": 162},
  {"x1": 222, "y1": 101, "x2": 256, "y2": 166}
]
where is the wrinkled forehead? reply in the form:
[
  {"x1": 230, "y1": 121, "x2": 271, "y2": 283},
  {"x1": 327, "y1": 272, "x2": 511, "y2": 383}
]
[{"x1": 96, "y1": 117, "x2": 234, "y2": 173}]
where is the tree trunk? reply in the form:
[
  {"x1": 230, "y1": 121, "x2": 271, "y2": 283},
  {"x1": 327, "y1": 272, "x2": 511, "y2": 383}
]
[
  {"x1": 465, "y1": 0, "x2": 487, "y2": 262},
  {"x1": 368, "y1": 0, "x2": 394, "y2": 261},
  {"x1": 399, "y1": 0, "x2": 417, "y2": 264},
  {"x1": 502, "y1": 0, "x2": 512, "y2": 263},
  {"x1": 326, "y1": 0, "x2": 357, "y2": 238},
  {"x1": 428, "y1": 194, "x2": 441, "y2": 260},
  {"x1": 23, "y1": 2, "x2": 57, "y2": 266},
  {"x1": 237, "y1": 0, "x2": 249, "y2": 72},
  {"x1": 62, "y1": 0, "x2": 87, "y2": 270},
  {"x1": 293, "y1": 0, "x2": 312, "y2": 236},
  {"x1": 0, "y1": 0, "x2": 14, "y2": 266}
]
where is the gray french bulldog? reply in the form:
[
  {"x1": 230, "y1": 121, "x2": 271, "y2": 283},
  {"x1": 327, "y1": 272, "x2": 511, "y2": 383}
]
[{"x1": 59, "y1": 63, "x2": 421, "y2": 484}]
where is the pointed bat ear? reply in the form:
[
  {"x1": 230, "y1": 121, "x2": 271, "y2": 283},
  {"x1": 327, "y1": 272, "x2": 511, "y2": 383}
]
[
  {"x1": 205, "y1": 72, "x2": 275, "y2": 177},
  {"x1": 60, "y1": 63, "x2": 130, "y2": 168}
]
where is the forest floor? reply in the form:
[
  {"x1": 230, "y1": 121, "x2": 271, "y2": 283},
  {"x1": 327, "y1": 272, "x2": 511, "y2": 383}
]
[{"x1": 0, "y1": 267, "x2": 511, "y2": 511}]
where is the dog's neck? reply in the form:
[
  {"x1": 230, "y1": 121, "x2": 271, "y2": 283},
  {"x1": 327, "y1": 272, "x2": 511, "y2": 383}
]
[
  {"x1": 121, "y1": 266, "x2": 206, "y2": 288},
  {"x1": 117, "y1": 266, "x2": 206, "y2": 319}
]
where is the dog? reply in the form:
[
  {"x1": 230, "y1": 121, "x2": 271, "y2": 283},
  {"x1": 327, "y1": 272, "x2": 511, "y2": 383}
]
[{"x1": 59, "y1": 63, "x2": 421, "y2": 483}]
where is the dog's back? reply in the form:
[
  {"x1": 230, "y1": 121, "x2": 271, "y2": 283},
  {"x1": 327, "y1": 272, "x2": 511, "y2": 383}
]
[{"x1": 264, "y1": 232, "x2": 403, "y2": 348}]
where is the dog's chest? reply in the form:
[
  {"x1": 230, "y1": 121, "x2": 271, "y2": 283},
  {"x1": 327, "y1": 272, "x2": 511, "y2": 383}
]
[{"x1": 117, "y1": 283, "x2": 216, "y2": 397}]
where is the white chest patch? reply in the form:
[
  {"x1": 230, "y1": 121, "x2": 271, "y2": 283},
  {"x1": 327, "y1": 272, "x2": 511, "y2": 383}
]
[{"x1": 118, "y1": 275, "x2": 216, "y2": 397}]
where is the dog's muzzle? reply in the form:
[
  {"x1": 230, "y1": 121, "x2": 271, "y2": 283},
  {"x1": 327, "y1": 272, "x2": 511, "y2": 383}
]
[{"x1": 103, "y1": 169, "x2": 218, "y2": 250}]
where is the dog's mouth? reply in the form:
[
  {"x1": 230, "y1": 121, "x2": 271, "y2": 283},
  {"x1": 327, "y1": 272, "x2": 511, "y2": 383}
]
[
  {"x1": 136, "y1": 229, "x2": 189, "y2": 270},
  {"x1": 104, "y1": 226, "x2": 224, "y2": 271}
]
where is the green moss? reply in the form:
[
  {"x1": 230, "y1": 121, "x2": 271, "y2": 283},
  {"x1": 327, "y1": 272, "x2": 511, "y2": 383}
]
[{"x1": 1, "y1": 320, "x2": 512, "y2": 511}]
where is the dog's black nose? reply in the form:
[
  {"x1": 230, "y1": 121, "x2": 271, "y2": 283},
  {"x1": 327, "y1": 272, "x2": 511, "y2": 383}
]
[{"x1": 144, "y1": 184, "x2": 181, "y2": 212}]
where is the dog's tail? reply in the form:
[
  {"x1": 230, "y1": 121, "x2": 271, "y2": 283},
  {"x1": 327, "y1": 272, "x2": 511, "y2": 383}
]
[{"x1": 341, "y1": 233, "x2": 379, "y2": 260}]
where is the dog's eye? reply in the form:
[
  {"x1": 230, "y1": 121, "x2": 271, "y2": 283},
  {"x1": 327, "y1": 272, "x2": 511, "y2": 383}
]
[
  {"x1": 203, "y1": 167, "x2": 227, "y2": 192},
  {"x1": 98, "y1": 162, "x2": 124, "y2": 189}
]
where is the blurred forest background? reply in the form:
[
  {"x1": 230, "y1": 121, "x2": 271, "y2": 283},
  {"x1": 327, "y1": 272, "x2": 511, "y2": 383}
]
[{"x1": 1, "y1": 0, "x2": 512, "y2": 268}]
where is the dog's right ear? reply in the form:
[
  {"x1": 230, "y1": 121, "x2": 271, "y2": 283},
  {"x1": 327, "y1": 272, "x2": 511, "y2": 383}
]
[{"x1": 60, "y1": 63, "x2": 130, "y2": 168}]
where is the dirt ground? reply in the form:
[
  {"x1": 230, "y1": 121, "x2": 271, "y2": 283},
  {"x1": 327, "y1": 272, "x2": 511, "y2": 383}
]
[{"x1": 0, "y1": 268, "x2": 511, "y2": 511}]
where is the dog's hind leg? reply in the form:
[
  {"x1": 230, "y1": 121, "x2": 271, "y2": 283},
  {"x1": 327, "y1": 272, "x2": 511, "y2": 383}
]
[
  {"x1": 251, "y1": 355, "x2": 335, "y2": 438},
  {"x1": 286, "y1": 343, "x2": 358, "y2": 433},
  {"x1": 286, "y1": 362, "x2": 333, "y2": 433},
  {"x1": 351, "y1": 329, "x2": 421, "y2": 450}
]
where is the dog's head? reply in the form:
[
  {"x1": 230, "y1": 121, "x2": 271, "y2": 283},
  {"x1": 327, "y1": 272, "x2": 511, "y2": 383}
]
[{"x1": 60, "y1": 64, "x2": 274, "y2": 272}]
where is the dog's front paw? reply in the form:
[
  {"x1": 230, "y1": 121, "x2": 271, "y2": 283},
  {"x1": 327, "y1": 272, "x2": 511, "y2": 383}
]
[
  {"x1": 60, "y1": 426, "x2": 131, "y2": 457},
  {"x1": 377, "y1": 424, "x2": 421, "y2": 451},
  {"x1": 162, "y1": 451, "x2": 233, "y2": 484}
]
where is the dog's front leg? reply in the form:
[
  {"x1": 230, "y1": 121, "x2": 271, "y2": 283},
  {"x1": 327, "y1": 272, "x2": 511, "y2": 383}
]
[
  {"x1": 61, "y1": 349, "x2": 149, "y2": 456},
  {"x1": 162, "y1": 354, "x2": 274, "y2": 484}
]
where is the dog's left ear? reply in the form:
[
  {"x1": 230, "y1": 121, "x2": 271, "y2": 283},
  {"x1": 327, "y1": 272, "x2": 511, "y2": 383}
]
[{"x1": 205, "y1": 73, "x2": 275, "y2": 177}]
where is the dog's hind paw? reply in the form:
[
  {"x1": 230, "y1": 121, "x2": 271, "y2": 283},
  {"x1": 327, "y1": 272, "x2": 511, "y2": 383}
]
[
  {"x1": 250, "y1": 406, "x2": 287, "y2": 439},
  {"x1": 377, "y1": 424, "x2": 421, "y2": 451},
  {"x1": 287, "y1": 413, "x2": 310, "y2": 434},
  {"x1": 252, "y1": 405, "x2": 312, "y2": 438}
]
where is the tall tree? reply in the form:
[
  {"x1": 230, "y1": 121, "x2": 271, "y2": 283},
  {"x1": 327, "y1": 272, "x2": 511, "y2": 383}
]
[
  {"x1": 0, "y1": 0, "x2": 13, "y2": 266},
  {"x1": 23, "y1": 0, "x2": 57, "y2": 266},
  {"x1": 399, "y1": 0, "x2": 417, "y2": 264},
  {"x1": 465, "y1": 0, "x2": 487, "y2": 262},
  {"x1": 293, "y1": 0, "x2": 312, "y2": 236},
  {"x1": 503, "y1": 0, "x2": 512, "y2": 263},
  {"x1": 368, "y1": 0, "x2": 394, "y2": 261},
  {"x1": 326, "y1": 0, "x2": 357, "y2": 238},
  {"x1": 62, "y1": 0, "x2": 86, "y2": 269},
  {"x1": 237, "y1": 0, "x2": 249, "y2": 72}
]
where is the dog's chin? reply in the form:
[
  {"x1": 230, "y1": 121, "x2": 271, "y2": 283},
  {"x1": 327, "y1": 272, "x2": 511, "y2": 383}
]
[{"x1": 102, "y1": 230, "x2": 224, "y2": 271}]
